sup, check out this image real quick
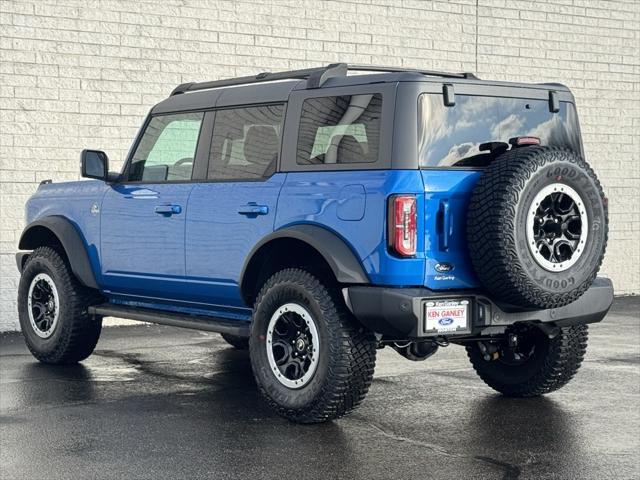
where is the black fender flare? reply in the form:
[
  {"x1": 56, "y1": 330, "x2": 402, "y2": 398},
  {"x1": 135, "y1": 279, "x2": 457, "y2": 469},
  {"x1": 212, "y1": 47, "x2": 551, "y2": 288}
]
[
  {"x1": 240, "y1": 224, "x2": 369, "y2": 295},
  {"x1": 18, "y1": 216, "x2": 99, "y2": 289}
]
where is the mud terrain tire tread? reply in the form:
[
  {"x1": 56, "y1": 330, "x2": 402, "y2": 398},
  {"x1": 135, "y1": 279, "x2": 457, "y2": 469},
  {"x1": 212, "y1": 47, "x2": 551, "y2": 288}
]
[
  {"x1": 466, "y1": 324, "x2": 588, "y2": 397},
  {"x1": 249, "y1": 268, "x2": 377, "y2": 423},
  {"x1": 18, "y1": 246, "x2": 102, "y2": 364},
  {"x1": 467, "y1": 147, "x2": 607, "y2": 309}
]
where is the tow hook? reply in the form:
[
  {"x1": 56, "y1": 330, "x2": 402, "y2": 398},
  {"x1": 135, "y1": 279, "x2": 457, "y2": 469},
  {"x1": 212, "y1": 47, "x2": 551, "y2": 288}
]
[{"x1": 478, "y1": 341, "x2": 500, "y2": 361}]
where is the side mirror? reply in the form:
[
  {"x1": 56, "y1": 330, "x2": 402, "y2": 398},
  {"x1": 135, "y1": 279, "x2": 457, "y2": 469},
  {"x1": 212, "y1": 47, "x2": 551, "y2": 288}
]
[{"x1": 81, "y1": 149, "x2": 109, "y2": 181}]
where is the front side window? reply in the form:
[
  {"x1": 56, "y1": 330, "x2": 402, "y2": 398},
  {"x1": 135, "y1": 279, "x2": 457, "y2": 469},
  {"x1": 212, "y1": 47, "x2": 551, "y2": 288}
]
[
  {"x1": 418, "y1": 94, "x2": 580, "y2": 168},
  {"x1": 297, "y1": 94, "x2": 382, "y2": 165},
  {"x1": 128, "y1": 112, "x2": 204, "y2": 182},
  {"x1": 208, "y1": 104, "x2": 284, "y2": 181}
]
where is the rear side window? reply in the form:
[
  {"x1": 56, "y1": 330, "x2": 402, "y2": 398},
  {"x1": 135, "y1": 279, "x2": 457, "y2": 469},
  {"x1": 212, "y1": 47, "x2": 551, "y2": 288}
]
[
  {"x1": 418, "y1": 94, "x2": 581, "y2": 168},
  {"x1": 208, "y1": 104, "x2": 284, "y2": 181},
  {"x1": 297, "y1": 94, "x2": 382, "y2": 165},
  {"x1": 128, "y1": 112, "x2": 204, "y2": 182}
]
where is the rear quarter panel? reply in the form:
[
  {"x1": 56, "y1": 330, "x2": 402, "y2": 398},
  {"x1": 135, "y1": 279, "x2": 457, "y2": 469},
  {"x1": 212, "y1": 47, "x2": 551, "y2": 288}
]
[{"x1": 275, "y1": 170, "x2": 426, "y2": 286}]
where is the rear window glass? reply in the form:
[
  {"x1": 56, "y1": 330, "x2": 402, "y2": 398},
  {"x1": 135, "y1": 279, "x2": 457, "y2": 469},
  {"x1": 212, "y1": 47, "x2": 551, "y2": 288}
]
[
  {"x1": 418, "y1": 94, "x2": 581, "y2": 168},
  {"x1": 297, "y1": 94, "x2": 382, "y2": 165}
]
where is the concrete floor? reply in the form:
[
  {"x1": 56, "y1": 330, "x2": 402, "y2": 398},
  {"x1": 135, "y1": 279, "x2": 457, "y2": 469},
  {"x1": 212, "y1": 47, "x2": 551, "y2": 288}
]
[{"x1": 1, "y1": 297, "x2": 638, "y2": 480}]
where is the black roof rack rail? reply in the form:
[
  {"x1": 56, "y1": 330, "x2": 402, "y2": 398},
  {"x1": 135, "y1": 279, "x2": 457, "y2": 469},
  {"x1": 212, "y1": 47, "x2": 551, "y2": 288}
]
[
  {"x1": 170, "y1": 63, "x2": 479, "y2": 96},
  {"x1": 170, "y1": 63, "x2": 348, "y2": 96},
  {"x1": 347, "y1": 64, "x2": 478, "y2": 80}
]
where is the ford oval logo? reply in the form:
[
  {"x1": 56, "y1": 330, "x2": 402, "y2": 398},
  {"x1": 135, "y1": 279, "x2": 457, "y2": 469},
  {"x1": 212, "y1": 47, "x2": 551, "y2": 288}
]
[
  {"x1": 438, "y1": 317, "x2": 454, "y2": 326},
  {"x1": 435, "y1": 263, "x2": 454, "y2": 273}
]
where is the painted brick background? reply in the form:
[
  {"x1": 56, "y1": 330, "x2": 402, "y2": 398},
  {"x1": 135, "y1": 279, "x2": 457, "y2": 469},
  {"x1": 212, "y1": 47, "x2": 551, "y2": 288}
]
[{"x1": 1, "y1": 0, "x2": 638, "y2": 331}]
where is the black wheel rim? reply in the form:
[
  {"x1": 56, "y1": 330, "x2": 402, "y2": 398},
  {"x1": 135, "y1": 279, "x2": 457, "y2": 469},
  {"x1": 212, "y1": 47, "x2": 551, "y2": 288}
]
[
  {"x1": 527, "y1": 183, "x2": 588, "y2": 272},
  {"x1": 266, "y1": 303, "x2": 319, "y2": 389},
  {"x1": 27, "y1": 273, "x2": 59, "y2": 338}
]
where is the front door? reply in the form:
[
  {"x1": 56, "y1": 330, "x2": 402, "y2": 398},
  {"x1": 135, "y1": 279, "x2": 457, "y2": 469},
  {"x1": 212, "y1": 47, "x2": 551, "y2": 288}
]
[
  {"x1": 100, "y1": 111, "x2": 206, "y2": 302},
  {"x1": 185, "y1": 104, "x2": 286, "y2": 312}
]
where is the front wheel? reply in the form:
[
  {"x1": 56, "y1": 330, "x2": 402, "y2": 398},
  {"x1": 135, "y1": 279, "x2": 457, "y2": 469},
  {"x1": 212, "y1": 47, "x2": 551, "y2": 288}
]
[
  {"x1": 18, "y1": 247, "x2": 102, "y2": 364},
  {"x1": 466, "y1": 323, "x2": 588, "y2": 397},
  {"x1": 249, "y1": 268, "x2": 377, "y2": 423}
]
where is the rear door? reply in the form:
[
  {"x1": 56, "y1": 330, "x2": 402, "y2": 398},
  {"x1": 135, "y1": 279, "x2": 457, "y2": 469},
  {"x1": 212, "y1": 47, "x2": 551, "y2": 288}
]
[
  {"x1": 185, "y1": 104, "x2": 286, "y2": 312},
  {"x1": 100, "y1": 111, "x2": 208, "y2": 301}
]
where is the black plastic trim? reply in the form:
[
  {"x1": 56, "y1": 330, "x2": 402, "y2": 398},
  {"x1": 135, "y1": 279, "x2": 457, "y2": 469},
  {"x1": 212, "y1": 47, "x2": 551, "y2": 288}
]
[
  {"x1": 171, "y1": 63, "x2": 347, "y2": 96},
  {"x1": 344, "y1": 277, "x2": 614, "y2": 339},
  {"x1": 18, "y1": 216, "x2": 99, "y2": 289},
  {"x1": 240, "y1": 224, "x2": 369, "y2": 295},
  {"x1": 549, "y1": 90, "x2": 560, "y2": 113},
  {"x1": 15, "y1": 252, "x2": 29, "y2": 272},
  {"x1": 349, "y1": 64, "x2": 475, "y2": 79},
  {"x1": 443, "y1": 83, "x2": 455, "y2": 106},
  {"x1": 88, "y1": 304, "x2": 250, "y2": 337}
]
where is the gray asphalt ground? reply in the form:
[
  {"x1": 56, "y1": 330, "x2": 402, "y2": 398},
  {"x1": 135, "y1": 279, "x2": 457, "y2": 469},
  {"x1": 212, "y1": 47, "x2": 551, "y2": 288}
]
[{"x1": 1, "y1": 297, "x2": 638, "y2": 480}]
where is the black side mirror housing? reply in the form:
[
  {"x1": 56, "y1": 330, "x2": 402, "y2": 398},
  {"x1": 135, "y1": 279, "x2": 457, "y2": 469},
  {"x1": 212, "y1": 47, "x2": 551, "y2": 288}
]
[{"x1": 81, "y1": 149, "x2": 109, "y2": 181}]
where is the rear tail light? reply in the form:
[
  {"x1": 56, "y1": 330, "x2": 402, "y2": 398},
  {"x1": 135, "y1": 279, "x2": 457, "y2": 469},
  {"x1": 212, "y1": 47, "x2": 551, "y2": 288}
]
[{"x1": 388, "y1": 195, "x2": 417, "y2": 257}]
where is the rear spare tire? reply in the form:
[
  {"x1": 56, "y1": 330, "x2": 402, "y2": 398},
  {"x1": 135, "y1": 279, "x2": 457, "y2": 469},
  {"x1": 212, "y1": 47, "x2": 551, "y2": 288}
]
[{"x1": 467, "y1": 146, "x2": 607, "y2": 309}]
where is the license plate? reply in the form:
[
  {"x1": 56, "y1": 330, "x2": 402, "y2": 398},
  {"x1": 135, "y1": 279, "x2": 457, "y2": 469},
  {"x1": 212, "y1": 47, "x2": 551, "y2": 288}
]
[{"x1": 424, "y1": 299, "x2": 470, "y2": 335}]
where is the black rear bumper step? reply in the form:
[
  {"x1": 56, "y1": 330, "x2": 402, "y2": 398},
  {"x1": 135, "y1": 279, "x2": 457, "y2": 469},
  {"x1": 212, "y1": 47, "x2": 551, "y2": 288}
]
[
  {"x1": 88, "y1": 304, "x2": 250, "y2": 337},
  {"x1": 344, "y1": 277, "x2": 614, "y2": 339}
]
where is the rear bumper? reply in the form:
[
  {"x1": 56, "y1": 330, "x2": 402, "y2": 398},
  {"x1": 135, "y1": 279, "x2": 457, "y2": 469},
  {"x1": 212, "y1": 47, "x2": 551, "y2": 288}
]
[{"x1": 343, "y1": 277, "x2": 614, "y2": 339}]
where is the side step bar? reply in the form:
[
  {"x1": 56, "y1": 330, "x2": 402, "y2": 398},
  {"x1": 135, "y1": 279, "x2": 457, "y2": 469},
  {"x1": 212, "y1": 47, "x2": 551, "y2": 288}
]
[{"x1": 88, "y1": 304, "x2": 250, "y2": 337}]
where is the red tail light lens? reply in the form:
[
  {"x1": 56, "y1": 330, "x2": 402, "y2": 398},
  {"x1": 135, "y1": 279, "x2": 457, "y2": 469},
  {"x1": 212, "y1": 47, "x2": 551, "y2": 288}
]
[
  {"x1": 509, "y1": 136, "x2": 541, "y2": 147},
  {"x1": 389, "y1": 195, "x2": 417, "y2": 257}
]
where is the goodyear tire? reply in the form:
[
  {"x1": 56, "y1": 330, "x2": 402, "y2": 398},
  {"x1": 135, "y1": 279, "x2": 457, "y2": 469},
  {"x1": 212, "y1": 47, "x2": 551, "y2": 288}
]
[
  {"x1": 18, "y1": 246, "x2": 103, "y2": 364},
  {"x1": 467, "y1": 146, "x2": 607, "y2": 309},
  {"x1": 467, "y1": 323, "x2": 588, "y2": 397},
  {"x1": 249, "y1": 268, "x2": 377, "y2": 423}
]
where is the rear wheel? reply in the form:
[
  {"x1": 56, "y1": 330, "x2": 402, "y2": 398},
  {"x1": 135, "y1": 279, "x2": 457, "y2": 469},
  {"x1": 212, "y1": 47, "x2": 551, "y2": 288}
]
[
  {"x1": 18, "y1": 247, "x2": 102, "y2": 364},
  {"x1": 466, "y1": 323, "x2": 588, "y2": 397},
  {"x1": 249, "y1": 268, "x2": 377, "y2": 423}
]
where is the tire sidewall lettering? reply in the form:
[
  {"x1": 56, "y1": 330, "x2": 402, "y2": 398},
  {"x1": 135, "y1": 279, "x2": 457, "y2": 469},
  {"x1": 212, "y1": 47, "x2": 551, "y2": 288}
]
[{"x1": 517, "y1": 159, "x2": 606, "y2": 293}]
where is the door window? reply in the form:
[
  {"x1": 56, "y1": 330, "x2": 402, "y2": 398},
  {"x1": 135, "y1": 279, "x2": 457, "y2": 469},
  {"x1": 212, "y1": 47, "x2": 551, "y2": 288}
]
[
  {"x1": 208, "y1": 104, "x2": 284, "y2": 181},
  {"x1": 296, "y1": 94, "x2": 382, "y2": 165},
  {"x1": 128, "y1": 112, "x2": 204, "y2": 182}
]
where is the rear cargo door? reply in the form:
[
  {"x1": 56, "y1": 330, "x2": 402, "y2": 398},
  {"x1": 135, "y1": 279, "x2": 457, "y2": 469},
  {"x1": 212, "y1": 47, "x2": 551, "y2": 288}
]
[
  {"x1": 421, "y1": 170, "x2": 482, "y2": 290},
  {"x1": 418, "y1": 90, "x2": 581, "y2": 291}
]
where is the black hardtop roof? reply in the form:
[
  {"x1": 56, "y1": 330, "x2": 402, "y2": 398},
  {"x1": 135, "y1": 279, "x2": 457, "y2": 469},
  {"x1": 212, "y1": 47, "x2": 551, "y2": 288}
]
[{"x1": 152, "y1": 63, "x2": 571, "y2": 114}]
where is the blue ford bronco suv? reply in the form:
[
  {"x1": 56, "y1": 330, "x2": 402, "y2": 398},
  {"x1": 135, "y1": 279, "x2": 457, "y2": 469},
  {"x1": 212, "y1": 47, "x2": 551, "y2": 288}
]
[{"x1": 17, "y1": 64, "x2": 613, "y2": 423}]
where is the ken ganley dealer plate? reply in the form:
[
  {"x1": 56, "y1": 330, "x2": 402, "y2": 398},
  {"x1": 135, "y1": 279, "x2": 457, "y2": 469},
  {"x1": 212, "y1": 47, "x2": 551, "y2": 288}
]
[{"x1": 425, "y1": 299, "x2": 469, "y2": 334}]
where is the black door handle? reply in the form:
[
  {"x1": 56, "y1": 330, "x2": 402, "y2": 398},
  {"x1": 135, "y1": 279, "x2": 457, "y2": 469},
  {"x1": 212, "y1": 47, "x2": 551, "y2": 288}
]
[
  {"x1": 154, "y1": 204, "x2": 182, "y2": 216},
  {"x1": 238, "y1": 204, "x2": 268, "y2": 216}
]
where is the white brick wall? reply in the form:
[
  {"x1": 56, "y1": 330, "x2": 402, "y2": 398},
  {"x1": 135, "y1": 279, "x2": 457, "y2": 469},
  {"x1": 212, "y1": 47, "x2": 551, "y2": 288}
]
[{"x1": 1, "y1": 0, "x2": 638, "y2": 331}]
